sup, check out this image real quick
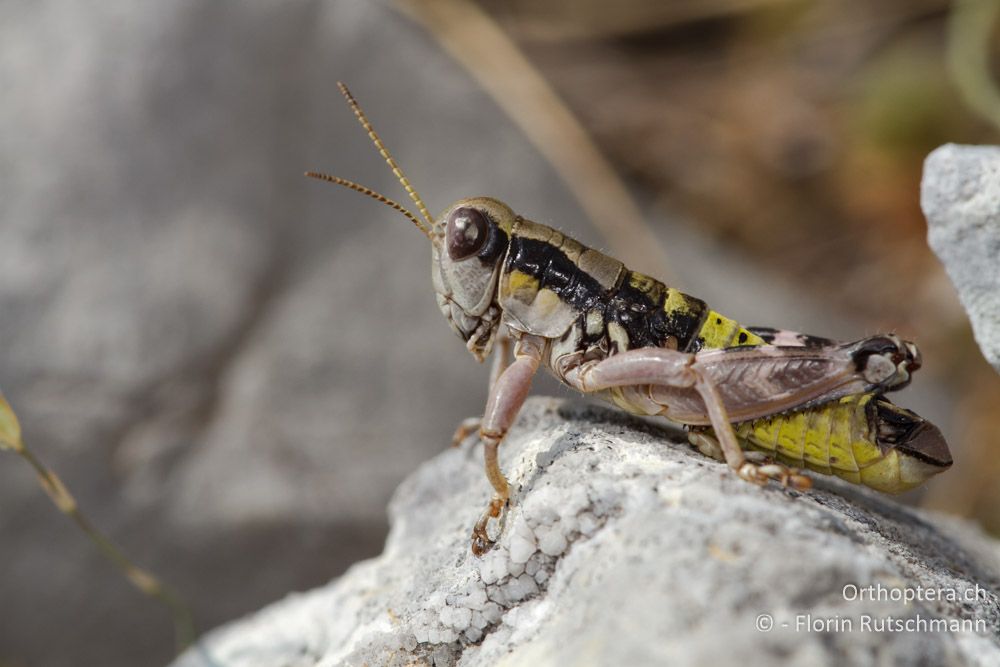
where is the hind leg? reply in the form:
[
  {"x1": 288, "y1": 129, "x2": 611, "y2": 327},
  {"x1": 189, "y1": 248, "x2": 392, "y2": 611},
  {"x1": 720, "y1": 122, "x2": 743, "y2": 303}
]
[{"x1": 562, "y1": 347, "x2": 817, "y2": 489}]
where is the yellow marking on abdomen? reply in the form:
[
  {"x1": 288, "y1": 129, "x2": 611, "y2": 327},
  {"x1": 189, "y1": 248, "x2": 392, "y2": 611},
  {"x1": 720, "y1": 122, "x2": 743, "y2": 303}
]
[
  {"x1": 774, "y1": 410, "x2": 808, "y2": 465},
  {"x1": 801, "y1": 406, "x2": 833, "y2": 473},
  {"x1": 737, "y1": 396, "x2": 887, "y2": 479},
  {"x1": 697, "y1": 310, "x2": 763, "y2": 349}
]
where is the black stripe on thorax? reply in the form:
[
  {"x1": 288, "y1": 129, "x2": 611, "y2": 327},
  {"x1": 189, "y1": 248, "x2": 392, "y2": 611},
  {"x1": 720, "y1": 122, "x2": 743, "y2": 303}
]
[
  {"x1": 506, "y1": 238, "x2": 710, "y2": 352},
  {"x1": 506, "y1": 236, "x2": 609, "y2": 310}
]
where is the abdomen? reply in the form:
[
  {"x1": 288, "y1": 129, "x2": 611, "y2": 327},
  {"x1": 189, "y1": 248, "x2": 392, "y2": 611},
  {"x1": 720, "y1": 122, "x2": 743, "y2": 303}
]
[{"x1": 533, "y1": 258, "x2": 947, "y2": 492}]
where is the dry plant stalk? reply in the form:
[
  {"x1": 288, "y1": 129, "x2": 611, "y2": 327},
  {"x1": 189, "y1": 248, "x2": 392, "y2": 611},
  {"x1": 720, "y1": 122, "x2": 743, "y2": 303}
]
[
  {"x1": 395, "y1": 0, "x2": 672, "y2": 280},
  {"x1": 0, "y1": 393, "x2": 195, "y2": 650}
]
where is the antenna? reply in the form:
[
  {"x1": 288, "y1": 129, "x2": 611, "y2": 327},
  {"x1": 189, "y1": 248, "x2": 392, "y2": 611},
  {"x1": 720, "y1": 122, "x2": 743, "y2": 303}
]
[
  {"x1": 336, "y1": 82, "x2": 435, "y2": 229},
  {"x1": 304, "y1": 171, "x2": 432, "y2": 239}
]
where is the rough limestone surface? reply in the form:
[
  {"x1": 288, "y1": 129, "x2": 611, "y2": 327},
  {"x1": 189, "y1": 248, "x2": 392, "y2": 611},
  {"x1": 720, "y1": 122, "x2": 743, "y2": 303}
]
[
  {"x1": 922, "y1": 144, "x2": 1000, "y2": 374},
  {"x1": 173, "y1": 398, "x2": 1000, "y2": 667}
]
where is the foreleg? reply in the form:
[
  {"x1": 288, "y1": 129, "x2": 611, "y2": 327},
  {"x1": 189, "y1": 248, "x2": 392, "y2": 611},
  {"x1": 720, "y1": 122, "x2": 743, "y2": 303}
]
[
  {"x1": 470, "y1": 334, "x2": 544, "y2": 556},
  {"x1": 452, "y1": 332, "x2": 512, "y2": 447}
]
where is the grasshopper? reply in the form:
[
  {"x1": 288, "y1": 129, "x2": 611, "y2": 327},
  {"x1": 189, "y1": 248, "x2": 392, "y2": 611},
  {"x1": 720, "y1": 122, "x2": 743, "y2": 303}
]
[{"x1": 309, "y1": 83, "x2": 951, "y2": 556}]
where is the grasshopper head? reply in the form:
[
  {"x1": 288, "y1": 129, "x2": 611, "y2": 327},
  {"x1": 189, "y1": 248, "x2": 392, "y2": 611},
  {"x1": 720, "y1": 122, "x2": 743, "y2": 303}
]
[{"x1": 431, "y1": 197, "x2": 514, "y2": 362}]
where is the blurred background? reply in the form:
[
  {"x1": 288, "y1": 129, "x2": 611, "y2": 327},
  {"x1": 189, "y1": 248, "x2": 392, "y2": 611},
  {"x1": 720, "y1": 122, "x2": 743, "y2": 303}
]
[{"x1": 1, "y1": 1, "x2": 998, "y2": 665}]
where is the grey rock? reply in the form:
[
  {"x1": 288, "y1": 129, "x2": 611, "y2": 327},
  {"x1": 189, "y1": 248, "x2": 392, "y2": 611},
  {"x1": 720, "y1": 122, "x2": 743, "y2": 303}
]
[
  {"x1": 923, "y1": 144, "x2": 1000, "y2": 374},
  {"x1": 0, "y1": 2, "x2": 959, "y2": 665},
  {"x1": 172, "y1": 398, "x2": 1000, "y2": 667},
  {"x1": 0, "y1": 2, "x2": 590, "y2": 665}
]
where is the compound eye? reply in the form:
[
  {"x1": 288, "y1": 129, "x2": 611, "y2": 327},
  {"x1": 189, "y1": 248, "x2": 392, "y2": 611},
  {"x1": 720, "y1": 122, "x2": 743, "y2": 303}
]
[{"x1": 446, "y1": 207, "x2": 489, "y2": 260}]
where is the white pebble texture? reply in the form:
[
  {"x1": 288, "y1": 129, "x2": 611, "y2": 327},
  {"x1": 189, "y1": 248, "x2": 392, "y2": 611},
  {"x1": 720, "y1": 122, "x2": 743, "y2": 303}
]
[
  {"x1": 171, "y1": 398, "x2": 1000, "y2": 667},
  {"x1": 923, "y1": 144, "x2": 1000, "y2": 373}
]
